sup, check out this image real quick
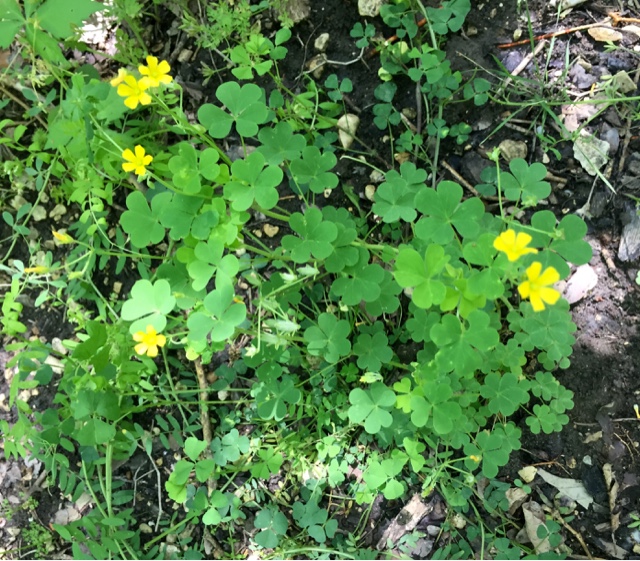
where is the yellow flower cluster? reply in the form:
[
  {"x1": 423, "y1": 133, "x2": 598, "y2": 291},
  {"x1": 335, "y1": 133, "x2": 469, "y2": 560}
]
[
  {"x1": 133, "y1": 325, "x2": 166, "y2": 358},
  {"x1": 493, "y1": 229, "x2": 560, "y2": 312},
  {"x1": 110, "y1": 56, "x2": 173, "y2": 110}
]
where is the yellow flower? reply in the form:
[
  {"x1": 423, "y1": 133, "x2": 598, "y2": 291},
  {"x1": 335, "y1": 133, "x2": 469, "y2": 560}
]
[
  {"x1": 518, "y1": 262, "x2": 561, "y2": 312},
  {"x1": 493, "y1": 229, "x2": 538, "y2": 262},
  {"x1": 469, "y1": 455, "x2": 482, "y2": 463},
  {"x1": 24, "y1": 265, "x2": 49, "y2": 274},
  {"x1": 139, "y1": 56, "x2": 173, "y2": 88},
  {"x1": 133, "y1": 325, "x2": 166, "y2": 358},
  {"x1": 109, "y1": 68, "x2": 128, "y2": 87},
  {"x1": 122, "y1": 145, "x2": 153, "y2": 176},
  {"x1": 117, "y1": 75, "x2": 152, "y2": 109},
  {"x1": 52, "y1": 230, "x2": 74, "y2": 244}
]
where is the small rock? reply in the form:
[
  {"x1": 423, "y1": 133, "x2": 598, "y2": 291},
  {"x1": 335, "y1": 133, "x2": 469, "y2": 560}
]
[
  {"x1": 601, "y1": 126, "x2": 619, "y2": 155},
  {"x1": 276, "y1": 0, "x2": 310, "y2": 23},
  {"x1": 461, "y1": 150, "x2": 490, "y2": 185},
  {"x1": 139, "y1": 523, "x2": 153, "y2": 534},
  {"x1": 337, "y1": 113, "x2": 359, "y2": 149},
  {"x1": 563, "y1": 264, "x2": 598, "y2": 304},
  {"x1": 369, "y1": 170, "x2": 385, "y2": 183},
  {"x1": 613, "y1": 70, "x2": 636, "y2": 93},
  {"x1": 518, "y1": 465, "x2": 538, "y2": 483},
  {"x1": 364, "y1": 185, "x2": 376, "y2": 201},
  {"x1": 32, "y1": 205, "x2": 47, "y2": 221},
  {"x1": 306, "y1": 54, "x2": 327, "y2": 79},
  {"x1": 619, "y1": 210, "x2": 640, "y2": 261},
  {"x1": 358, "y1": 0, "x2": 386, "y2": 17},
  {"x1": 574, "y1": 134, "x2": 609, "y2": 176},
  {"x1": 314, "y1": 33, "x2": 329, "y2": 52},
  {"x1": 51, "y1": 337, "x2": 67, "y2": 355},
  {"x1": 177, "y1": 49, "x2": 192, "y2": 63},
  {"x1": 49, "y1": 203, "x2": 67, "y2": 220},
  {"x1": 499, "y1": 139, "x2": 527, "y2": 162},
  {"x1": 627, "y1": 152, "x2": 640, "y2": 176}
]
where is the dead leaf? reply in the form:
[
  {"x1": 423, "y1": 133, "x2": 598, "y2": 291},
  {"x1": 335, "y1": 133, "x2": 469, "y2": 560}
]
[
  {"x1": 583, "y1": 431, "x2": 602, "y2": 444},
  {"x1": 588, "y1": 27, "x2": 623, "y2": 43},
  {"x1": 263, "y1": 224, "x2": 280, "y2": 238},
  {"x1": 52, "y1": 504, "x2": 82, "y2": 525},
  {"x1": 537, "y1": 468, "x2": 594, "y2": 509},
  {"x1": 518, "y1": 465, "x2": 538, "y2": 483},
  {"x1": 603, "y1": 463, "x2": 620, "y2": 532},
  {"x1": 506, "y1": 487, "x2": 528, "y2": 516},
  {"x1": 337, "y1": 114, "x2": 360, "y2": 150},
  {"x1": 573, "y1": 134, "x2": 609, "y2": 176},
  {"x1": 522, "y1": 501, "x2": 553, "y2": 553}
]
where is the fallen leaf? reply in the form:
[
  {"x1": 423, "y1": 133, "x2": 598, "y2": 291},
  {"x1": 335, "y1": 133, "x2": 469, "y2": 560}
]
[
  {"x1": 522, "y1": 501, "x2": 553, "y2": 553},
  {"x1": 337, "y1": 114, "x2": 359, "y2": 150},
  {"x1": 573, "y1": 134, "x2": 609, "y2": 176},
  {"x1": 537, "y1": 468, "x2": 594, "y2": 509},
  {"x1": 588, "y1": 27, "x2": 623, "y2": 43},
  {"x1": 518, "y1": 465, "x2": 538, "y2": 483},
  {"x1": 263, "y1": 224, "x2": 280, "y2": 238}
]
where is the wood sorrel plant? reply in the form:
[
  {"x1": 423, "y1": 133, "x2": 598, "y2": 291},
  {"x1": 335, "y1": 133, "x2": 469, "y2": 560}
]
[{"x1": 1, "y1": 2, "x2": 591, "y2": 556}]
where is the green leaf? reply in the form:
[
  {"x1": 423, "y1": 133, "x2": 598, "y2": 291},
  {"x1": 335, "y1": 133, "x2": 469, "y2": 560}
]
[
  {"x1": 500, "y1": 158, "x2": 551, "y2": 207},
  {"x1": 121, "y1": 279, "x2": 176, "y2": 334},
  {"x1": 394, "y1": 245, "x2": 448, "y2": 309},
  {"x1": 156, "y1": 192, "x2": 204, "y2": 241},
  {"x1": 415, "y1": 181, "x2": 485, "y2": 243},
  {"x1": 289, "y1": 146, "x2": 338, "y2": 194},
  {"x1": 257, "y1": 122, "x2": 306, "y2": 165},
  {"x1": 480, "y1": 372, "x2": 529, "y2": 416},
  {"x1": 251, "y1": 447, "x2": 284, "y2": 479},
  {"x1": 256, "y1": 376, "x2": 302, "y2": 421},
  {"x1": 197, "y1": 82, "x2": 269, "y2": 138},
  {"x1": 281, "y1": 207, "x2": 337, "y2": 263},
  {"x1": 187, "y1": 276, "x2": 246, "y2": 344},
  {"x1": 168, "y1": 142, "x2": 202, "y2": 194},
  {"x1": 304, "y1": 313, "x2": 351, "y2": 363},
  {"x1": 254, "y1": 507, "x2": 289, "y2": 549},
  {"x1": 0, "y1": 0, "x2": 23, "y2": 49},
  {"x1": 331, "y1": 249, "x2": 385, "y2": 305},
  {"x1": 224, "y1": 151, "x2": 283, "y2": 211},
  {"x1": 184, "y1": 437, "x2": 207, "y2": 462},
  {"x1": 75, "y1": 418, "x2": 116, "y2": 446},
  {"x1": 36, "y1": 0, "x2": 102, "y2": 39},
  {"x1": 348, "y1": 382, "x2": 396, "y2": 433},
  {"x1": 372, "y1": 163, "x2": 426, "y2": 223},
  {"x1": 353, "y1": 328, "x2": 393, "y2": 372},
  {"x1": 430, "y1": 310, "x2": 499, "y2": 376},
  {"x1": 211, "y1": 428, "x2": 251, "y2": 465},
  {"x1": 120, "y1": 191, "x2": 166, "y2": 248}
]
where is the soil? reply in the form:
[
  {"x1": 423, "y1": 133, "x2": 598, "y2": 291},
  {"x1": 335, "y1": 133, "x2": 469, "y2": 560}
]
[{"x1": 2, "y1": 0, "x2": 640, "y2": 559}]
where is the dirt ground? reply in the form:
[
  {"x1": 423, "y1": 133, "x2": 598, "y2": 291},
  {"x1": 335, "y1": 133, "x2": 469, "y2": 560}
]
[{"x1": 2, "y1": 0, "x2": 640, "y2": 558}]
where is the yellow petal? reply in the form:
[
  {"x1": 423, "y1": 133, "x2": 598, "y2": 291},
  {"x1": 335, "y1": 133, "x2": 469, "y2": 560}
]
[
  {"x1": 133, "y1": 331, "x2": 145, "y2": 342},
  {"x1": 146, "y1": 346, "x2": 159, "y2": 358},
  {"x1": 134, "y1": 145, "x2": 146, "y2": 159},
  {"x1": 122, "y1": 148, "x2": 135, "y2": 161},
  {"x1": 156, "y1": 334, "x2": 166, "y2": 347},
  {"x1": 518, "y1": 281, "x2": 531, "y2": 299},
  {"x1": 529, "y1": 293, "x2": 545, "y2": 312},
  {"x1": 139, "y1": 92, "x2": 152, "y2": 105},
  {"x1": 157, "y1": 60, "x2": 171, "y2": 74},
  {"x1": 135, "y1": 342, "x2": 148, "y2": 355},
  {"x1": 539, "y1": 287, "x2": 560, "y2": 305},
  {"x1": 538, "y1": 267, "x2": 560, "y2": 286},
  {"x1": 124, "y1": 96, "x2": 139, "y2": 110},
  {"x1": 525, "y1": 262, "x2": 542, "y2": 281},
  {"x1": 122, "y1": 162, "x2": 136, "y2": 172}
]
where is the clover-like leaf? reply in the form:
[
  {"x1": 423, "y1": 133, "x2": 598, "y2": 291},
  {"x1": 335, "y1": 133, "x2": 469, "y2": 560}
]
[
  {"x1": 197, "y1": 81, "x2": 269, "y2": 138},
  {"x1": 254, "y1": 375, "x2": 302, "y2": 421},
  {"x1": 168, "y1": 142, "x2": 202, "y2": 194},
  {"x1": 281, "y1": 207, "x2": 337, "y2": 263},
  {"x1": 430, "y1": 310, "x2": 499, "y2": 376},
  {"x1": 348, "y1": 382, "x2": 396, "y2": 433},
  {"x1": 415, "y1": 180, "x2": 485, "y2": 243},
  {"x1": 211, "y1": 428, "x2": 250, "y2": 465},
  {"x1": 156, "y1": 192, "x2": 204, "y2": 241},
  {"x1": 480, "y1": 372, "x2": 530, "y2": 416},
  {"x1": 394, "y1": 245, "x2": 449, "y2": 309},
  {"x1": 121, "y1": 279, "x2": 176, "y2": 334},
  {"x1": 304, "y1": 313, "x2": 351, "y2": 363},
  {"x1": 254, "y1": 507, "x2": 289, "y2": 549},
  {"x1": 500, "y1": 158, "x2": 551, "y2": 207},
  {"x1": 257, "y1": 122, "x2": 306, "y2": 165},
  {"x1": 289, "y1": 146, "x2": 338, "y2": 194},
  {"x1": 224, "y1": 151, "x2": 283, "y2": 211},
  {"x1": 353, "y1": 330, "x2": 393, "y2": 372},
  {"x1": 187, "y1": 276, "x2": 246, "y2": 344},
  {"x1": 331, "y1": 249, "x2": 384, "y2": 305},
  {"x1": 120, "y1": 191, "x2": 166, "y2": 248}
]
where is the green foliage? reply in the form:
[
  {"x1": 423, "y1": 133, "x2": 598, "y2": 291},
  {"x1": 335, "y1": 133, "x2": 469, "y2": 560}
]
[{"x1": 0, "y1": 0, "x2": 588, "y2": 558}]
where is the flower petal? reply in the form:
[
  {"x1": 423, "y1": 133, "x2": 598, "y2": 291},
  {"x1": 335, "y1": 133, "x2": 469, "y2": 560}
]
[
  {"x1": 529, "y1": 293, "x2": 545, "y2": 311},
  {"x1": 539, "y1": 286, "x2": 560, "y2": 305},
  {"x1": 135, "y1": 342, "x2": 148, "y2": 355},
  {"x1": 146, "y1": 345, "x2": 159, "y2": 358},
  {"x1": 525, "y1": 262, "x2": 542, "y2": 282},
  {"x1": 538, "y1": 267, "x2": 560, "y2": 286}
]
